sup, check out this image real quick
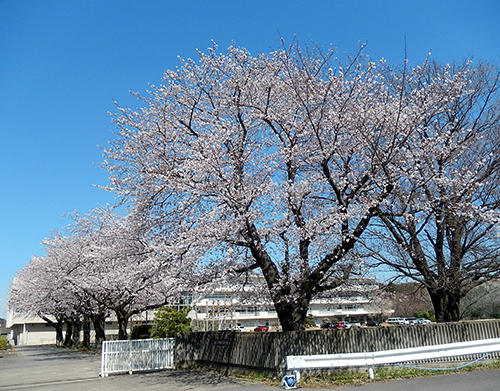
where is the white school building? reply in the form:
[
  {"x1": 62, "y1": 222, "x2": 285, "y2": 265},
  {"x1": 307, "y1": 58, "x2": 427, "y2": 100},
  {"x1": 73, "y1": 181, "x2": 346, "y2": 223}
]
[{"x1": 7, "y1": 278, "x2": 392, "y2": 345}]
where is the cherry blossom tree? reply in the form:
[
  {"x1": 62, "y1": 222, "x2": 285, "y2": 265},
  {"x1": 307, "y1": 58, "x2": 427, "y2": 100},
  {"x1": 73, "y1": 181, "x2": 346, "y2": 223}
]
[
  {"x1": 9, "y1": 232, "x2": 110, "y2": 348},
  {"x1": 9, "y1": 206, "x2": 190, "y2": 345},
  {"x1": 41, "y1": 231, "x2": 109, "y2": 347},
  {"x1": 369, "y1": 60, "x2": 500, "y2": 322},
  {"x1": 8, "y1": 253, "x2": 80, "y2": 346},
  {"x1": 100, "y1": 42, "x2": 467, "y2": 330},
  {"x1": 62, "y1": 207, "x2": 192, "y2": 340}
]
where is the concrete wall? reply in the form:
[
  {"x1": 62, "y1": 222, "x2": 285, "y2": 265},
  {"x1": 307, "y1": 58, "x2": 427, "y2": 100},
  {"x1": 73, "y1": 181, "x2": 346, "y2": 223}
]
[
  {"x1": 10, "y1": 323, "x2": 58, "y2": 345},
  {"x1": 175, "y1": 319, "x2": 500, "y2": 374}
]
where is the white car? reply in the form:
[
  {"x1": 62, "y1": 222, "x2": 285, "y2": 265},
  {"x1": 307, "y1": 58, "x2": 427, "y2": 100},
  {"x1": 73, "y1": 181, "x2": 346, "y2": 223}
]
[
  {"x1": 386, "y1": 317, "x2": 407, "y2": 325},
  {"x1": 417, "y1": 318, "x2": 432, "y2": 324}
]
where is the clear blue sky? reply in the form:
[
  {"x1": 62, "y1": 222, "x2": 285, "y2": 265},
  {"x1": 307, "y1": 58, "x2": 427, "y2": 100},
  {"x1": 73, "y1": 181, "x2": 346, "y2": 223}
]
[{"x1": 1, "y1": 0, "x2": 499, "y2": 318}]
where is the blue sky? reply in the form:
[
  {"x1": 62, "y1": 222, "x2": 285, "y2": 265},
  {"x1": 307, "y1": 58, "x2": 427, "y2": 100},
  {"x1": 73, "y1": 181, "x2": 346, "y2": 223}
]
[{"x1": 1, "y1": 0, "x2": 499, "y2": 318}]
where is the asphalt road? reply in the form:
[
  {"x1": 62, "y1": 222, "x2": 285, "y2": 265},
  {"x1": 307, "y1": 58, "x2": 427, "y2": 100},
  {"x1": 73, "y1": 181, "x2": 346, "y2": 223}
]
[
  {"x1": 0, "y1": 345, "x2": 274, "y2": 391},
  {"x1": 335, "y1": 369, "x2": 500, "y2": 391},
  {"x1": 1, "y1": 345, "x2": 500, "y2": 390}
]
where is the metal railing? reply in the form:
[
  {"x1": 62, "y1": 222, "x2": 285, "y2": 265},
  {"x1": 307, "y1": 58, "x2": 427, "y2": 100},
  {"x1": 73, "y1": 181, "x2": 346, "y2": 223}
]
[
  {"x1": 100, "y1": 338, "x2": 175, "y2": 377},
  {"x1": 287, "y1": 337, "x2": 500, "y2": 380}
]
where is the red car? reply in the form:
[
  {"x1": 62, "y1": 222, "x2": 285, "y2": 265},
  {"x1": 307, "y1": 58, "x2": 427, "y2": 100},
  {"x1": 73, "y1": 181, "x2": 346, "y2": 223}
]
[
  {"x1": 333, "y1": 321, "x2": 351, "y2": 329},
  {"x1": 254, "y1": 325, "x2": 269, "y2": 332}
]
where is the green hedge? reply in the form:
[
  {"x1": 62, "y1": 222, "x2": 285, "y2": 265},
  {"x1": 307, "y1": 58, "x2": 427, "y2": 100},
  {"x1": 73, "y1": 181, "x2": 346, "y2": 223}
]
[{"x1": 130, "y1": 325, "x2": 153, "y2": 339}]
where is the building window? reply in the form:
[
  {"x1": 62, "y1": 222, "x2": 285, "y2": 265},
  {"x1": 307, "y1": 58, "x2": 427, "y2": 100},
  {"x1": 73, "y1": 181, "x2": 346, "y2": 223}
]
[
  {"x1": 205, "y1": 293, "x2": 232, "y2": 300},
  {"x1": 235, "y1": 307, "x2": 259, "y2": 314}
]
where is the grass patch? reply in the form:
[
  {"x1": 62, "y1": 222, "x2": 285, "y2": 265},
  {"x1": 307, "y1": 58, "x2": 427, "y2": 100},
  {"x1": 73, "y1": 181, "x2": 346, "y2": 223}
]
[
  {"x1": 297, "y1": 371, "x2": 370, "y2": 388},
  {"x1": 372, "y1": 360, "x2": 500, "y2": 382},
  {"x1": 216, "y1": 360, "x2": 500, "y2": 388}
]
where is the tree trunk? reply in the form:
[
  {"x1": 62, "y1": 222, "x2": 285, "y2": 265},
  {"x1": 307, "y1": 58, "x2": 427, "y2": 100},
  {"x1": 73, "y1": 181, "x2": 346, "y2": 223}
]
[
  {"x1": 428, "y1": 287, "x2": 461, "y2": 322},
  {"x1": 71, "y1": 318, "x2": 81, "y2": 347},
  {"x1": 92, "y1": 313, "x2": 106, "y2": 350},
  {"x1": 115, "y1": 309, "x2": 130, "y2": 340},
  {"x1": 41, "y1": 316, "x2": 64, "y2": 346},
  {"x1": 82, "y1": 316, "x2": 91, "y2": 349},
  {"x1": 63, "y1": 321, "x2": 73, "y2": 347},
  {"x1": 54, "y1": 321, "x2": 64, "y2": 346},
  {"x1": 275, "y1": 297, "x2": 310, "y2": 331}
]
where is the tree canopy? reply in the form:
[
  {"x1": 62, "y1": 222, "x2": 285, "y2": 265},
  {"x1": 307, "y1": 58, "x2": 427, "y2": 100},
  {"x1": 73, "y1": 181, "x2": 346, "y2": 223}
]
[
  {"x1": 100, "y1": 42, "x2": 498, "y2": 329},
  {"x1": 10, "y1": 42, "x2": 500, "y2": 334},
  {"x1": 9, "y1": 207, "x2": 189, "y2": 343},
  {"x1": 368, "y1": 60, "x2": 500, "y2": 321}
]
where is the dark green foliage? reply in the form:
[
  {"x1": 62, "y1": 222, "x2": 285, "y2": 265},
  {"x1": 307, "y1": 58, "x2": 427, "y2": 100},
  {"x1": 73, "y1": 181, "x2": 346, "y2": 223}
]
[
  {"x1": 468, "y1": 308, "x2": 483, "y2": 319},
  {"x1": 488, "y1": 305, "x2": 500, "y2": 319},
  {"x1": 151, "y1": 306, "x2": 193, "y2": 338},
  {"x1": 414, "y1": 310, "x2": 435, "y2": 322},
  {"x1": 305, "y1": 314, "x2": 316, "y2": 328},
  {"x1": 130, "y1": 324, "x2": 153, "y2": 339},
  {"x1": 0, "y1": 337, "x2": 8, "y2": 350},
  {"x1": 467, "y1": 305, "x2": 500, "y2": 320}
]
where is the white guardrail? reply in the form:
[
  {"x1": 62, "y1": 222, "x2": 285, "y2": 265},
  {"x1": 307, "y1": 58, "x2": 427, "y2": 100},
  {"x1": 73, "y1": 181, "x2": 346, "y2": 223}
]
[
  {"x1": 286, "y1": 337, "x2": 500, "y2": 382},
  {"x1": 100, "y1": 338, "x2": 175, "y2": 377}
]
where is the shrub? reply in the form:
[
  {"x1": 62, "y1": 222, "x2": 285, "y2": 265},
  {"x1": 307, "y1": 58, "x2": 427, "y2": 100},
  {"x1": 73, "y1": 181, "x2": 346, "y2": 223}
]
[
  {"x1": 414, "y1": 310, "x2": 436, "y2": 322},
  {"x1": 306, "y1": 314, "x2": 316, "y2": 328},
  {"x1": 151, "y1": 306, "x2": 193, "y2": 338},
  {"x1": 130, "y1": 324, "x2": 153, "y2": 339},
  {"x1": 0, "y1": 337, "x2": 8, "y2": 350}
]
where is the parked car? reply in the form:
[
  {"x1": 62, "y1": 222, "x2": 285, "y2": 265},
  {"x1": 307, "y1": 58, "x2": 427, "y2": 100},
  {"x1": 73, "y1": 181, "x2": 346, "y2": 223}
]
[
  {"x1": 321, "y1": 322, "x2": 336, "y2": 329},
  {"x1": 235, "y1": 326, "x2": 246, "y2": 332},
  {"x1": 254, "y1": 325, "x2": 269, "y2": 332},
  {"x1": 334, "y1": 321, "x2": 352, "y2": 329},
  {"x1": 366, "y1": 320, "x2": 381, "y2": 327},
  {"x1": 405, "y1": 317, "x2": 418, "y2": 325},
  {"x1": 386, "y1": 317, "x2": 407, "y2": 325},
  {"x1": 417, "y1": 318, "x2": 432, "y2": 324}
]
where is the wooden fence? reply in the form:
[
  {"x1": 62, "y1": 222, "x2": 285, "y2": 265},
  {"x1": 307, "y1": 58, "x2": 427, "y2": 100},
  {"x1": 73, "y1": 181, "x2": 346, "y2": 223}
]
[{"x1": 174, "y1": 319, "x2": 500, "y2": 374}]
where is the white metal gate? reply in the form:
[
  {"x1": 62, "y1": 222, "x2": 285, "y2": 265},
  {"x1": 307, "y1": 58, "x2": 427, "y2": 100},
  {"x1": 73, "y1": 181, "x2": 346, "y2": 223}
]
[{"x1": 100, "y1": 338, "x2": 175, "y2": 377}]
